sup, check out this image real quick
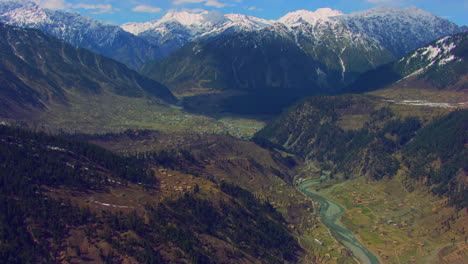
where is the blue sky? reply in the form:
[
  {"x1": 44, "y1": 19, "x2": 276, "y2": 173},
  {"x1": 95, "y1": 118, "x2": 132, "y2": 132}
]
[{"x1": 16, "y1": 0, "x2": 468, "y2": 26}]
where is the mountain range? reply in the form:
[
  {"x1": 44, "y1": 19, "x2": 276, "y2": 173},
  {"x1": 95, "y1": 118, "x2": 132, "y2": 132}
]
[
  {"x1": 135, "y1": 6, "x2": 464, "y2": 114},
  {"x1": 0, "y1": 1, "x2": 467, "y2": 263},
  {"x1": 0, "y1": 1, "x2": 161, "y2": 69},
  {"x1": 1, "y1": 2, "x2": 464, "y2": 71},
  {"x1": 123, "y1": 6, "x2": 463, "y2": 60},
  {"x1": 0, "y1": 1, "x2": 465, "y2": 116},
  {"x1": 254, "y1": 31, "x2": 467, "y2": 207}
]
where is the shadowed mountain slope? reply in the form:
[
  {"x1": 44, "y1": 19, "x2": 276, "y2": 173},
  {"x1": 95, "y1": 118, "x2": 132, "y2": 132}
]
[{"x1": 0, "y1": 23, "x2": 176, "y2": 121}]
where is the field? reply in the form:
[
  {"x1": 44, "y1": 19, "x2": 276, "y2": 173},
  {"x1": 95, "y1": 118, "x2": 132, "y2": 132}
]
[
  {"x1": 15, "y1": 91, "x2": 267, "y2": 138},
  {"x1": 319, "y1": 176, "x2": 468, "y2": 264}
]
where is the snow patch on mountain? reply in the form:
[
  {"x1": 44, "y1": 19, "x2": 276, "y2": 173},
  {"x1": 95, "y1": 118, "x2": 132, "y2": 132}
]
[
  {"x1": 121, "y1": 9, "x2": 275, "y2": 56},
  {"x1": 396, "y1": 33, "x2": 465, "y2": 82},
  {"x1": 160, "y1": 10, "x2": 227, "y2": 26},
  {"x1": 0, "y1": 1, "x2": 160, "y2": 69},
  {"x1": 122, "y1": 10, "x2": 273, "y2": 36},
  {"x1": 0, "y1": 1, "x2": 50, "y2": 25},
  {"x1": 278, "y1": 8, "x2": 344, "y2": 27},
  {"x1": 407, "y1": 37, "x2": 461, "y2": 66},
  {"x1": 336, "y1": 6, "x2": 462, "y2": 57}
]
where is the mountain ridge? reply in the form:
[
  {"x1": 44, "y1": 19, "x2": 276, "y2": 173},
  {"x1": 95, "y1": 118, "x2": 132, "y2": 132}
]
[
  {"x1": 346, "y1": 32, "x2": 468, "y2": 93},
  {"x1": 0, "y1": 23, "x2": 176, "y2": 120},
  {"x1": 124, "y1": 5, "x2": 462, "y2": 59},
  {"x1": 0, "y1": 1, "x2": 161, "y2": 69}
]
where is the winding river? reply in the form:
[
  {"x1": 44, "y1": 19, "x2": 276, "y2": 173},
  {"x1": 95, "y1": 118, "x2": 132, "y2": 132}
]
[{"x1": 299, "y1": 178, "x2": 380, "y2": 264}]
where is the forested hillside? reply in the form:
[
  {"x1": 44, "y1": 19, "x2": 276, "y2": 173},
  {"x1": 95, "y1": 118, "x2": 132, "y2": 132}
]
[
  {"x1": 255, "y1": 95, "x2": 467, "y2": 208},
  {"x1": 0, "y1": 125, "x2": 301, "y2": 263}
]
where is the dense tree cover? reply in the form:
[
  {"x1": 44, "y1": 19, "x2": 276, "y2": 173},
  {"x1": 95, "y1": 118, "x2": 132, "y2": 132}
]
[
  {"x1": 0, "y1": 124, "x2": 158, "y2": 262},
  {"x1": 404, "y1": 110, "x2": 468, "y2": 208},
  {"x1": 94, "y1": 186, "x2": 299, "y2": 264},
  {"x1": 0, "y1": 125, "x2": 158, "y2": 189},
  {"x1": 78, "y1": 129, "x2": 201, "y2": 173},
  {"x1": 147, "y1": 190, "x2": 299, "y2": 263},
  {"x1": 256, "y1": 95, "x2": 467, "y2": 208},
  {"x1": 256, "y1": 97, "x2": 405, "y2": 180},
  {"x1": 0, "y1": 192, "x2": 96, "y2": 263},
  {"x1": 0, "y1": 125, "x2": 300, "y2": 263}
]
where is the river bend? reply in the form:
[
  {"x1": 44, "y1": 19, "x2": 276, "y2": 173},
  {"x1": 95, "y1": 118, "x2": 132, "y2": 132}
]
[{"x1": 299, "y1": 180, "x2": 380, "y2": 264}]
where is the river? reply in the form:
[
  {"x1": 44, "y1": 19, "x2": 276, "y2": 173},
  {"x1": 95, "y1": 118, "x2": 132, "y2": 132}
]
[{"x1": 299, "y1": 178, "x2": 381, "y2": 264}]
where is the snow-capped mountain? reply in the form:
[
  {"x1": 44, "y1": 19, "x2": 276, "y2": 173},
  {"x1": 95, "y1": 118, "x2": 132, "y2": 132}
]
[
  {"x1": 138, "y1": 7, "x2": 464, "y2": 115},
  {"x1": 0, "y1": 1, "x2": 462, "y2": 75},
  {"x1": 0, "y1": 1, "x2": 160, "y2": 69},
  {"x1": 394, "y1": 32, "x2": 467, "y2": 87},
  {"x1": 278, "y1": 8, "x2": 344, "y2": 26},
  {"x1": 346, "y1": 32, "x2": 467, "y2": 93},
  {"x1": 122, "y1": 10, "x2": 273, "y2": 56},
  {"x1": 336, "y1": 6, "x2": 462, "y2": 57},
  {"x1": 123, "y1": 6, "x2": 462, "y2": 60}
]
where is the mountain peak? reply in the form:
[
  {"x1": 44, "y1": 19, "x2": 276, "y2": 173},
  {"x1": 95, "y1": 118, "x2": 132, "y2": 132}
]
[
  {"x1": 0, "y1": 1, "x2": 161, "y2": 69},
  {"x1": 158, "y1": 9, "x2": 227, "y2": 27},
  {"x1": 348, "y1": 5, "x2": 436, "y2": 19},
  {"x1": 278, "y1": 8, "x2": 344, "y2": 26},
  {"x1": 0, "y1": 1, "x2": 49, "y2": 25}
]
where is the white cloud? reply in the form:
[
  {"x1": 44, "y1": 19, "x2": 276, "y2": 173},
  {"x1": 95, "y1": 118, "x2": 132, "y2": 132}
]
[
  {"x1": 173, "y1": 0, "x2": 204, "y2": 5},
  {"x1": 132, "y1": 5, "x2": 162, "y2": 13},
  {"x1": 366, "y1": 0, "x2": 395, "y2": 2},
  {"x1": 247, "y1": 6, "x2": 263, "y2": 11},
  {"x1": 37, "y1": 0, "x2": 70, "y2": 9},
  {"x1": 2, "y1": 0, "x2": 72, "y2": 10},
  {"x1": 181, "y1": 8, "x2": 207, "y2": 13},
  {"x1": 205, "y1": 0, "x2": 227, "y2": 8},
  {"x1": 173, "y1": 0, "x2": 228, "y2": 8},
  {"x1": 73, "y1": 3, "x2": 119, "y2": 14},
  {"x1": 173, "y1": 0, "x2": 204, "y2": 4}
]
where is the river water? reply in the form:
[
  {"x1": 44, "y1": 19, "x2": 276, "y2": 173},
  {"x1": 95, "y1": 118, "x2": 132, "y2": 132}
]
[{"x1": 299, "y1": 179, "x2": 380, "y2": 264}]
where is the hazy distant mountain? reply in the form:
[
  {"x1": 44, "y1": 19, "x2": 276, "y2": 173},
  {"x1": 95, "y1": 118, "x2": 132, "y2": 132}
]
[
  {"x1": 0, "y1": 23, "x2": 175, "y2": 119},
  {"x1": 0, "y1": 1, "x2": 160, "y2": 69}
]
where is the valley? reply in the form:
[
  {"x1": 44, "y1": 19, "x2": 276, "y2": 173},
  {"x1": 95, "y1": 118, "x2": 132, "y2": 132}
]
[
  {"x1": 0, "y1": 1, "x2": 467, "y2": 263},
  {"x1": 317, "y1": 176, "x2": 467, "y2": 264},
  {"x1": 29, "y1": 91, "x2": 266, "y2": 138},
  {"x1": 299, "y1": 178, "x2": 380, "y2": 264}
]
